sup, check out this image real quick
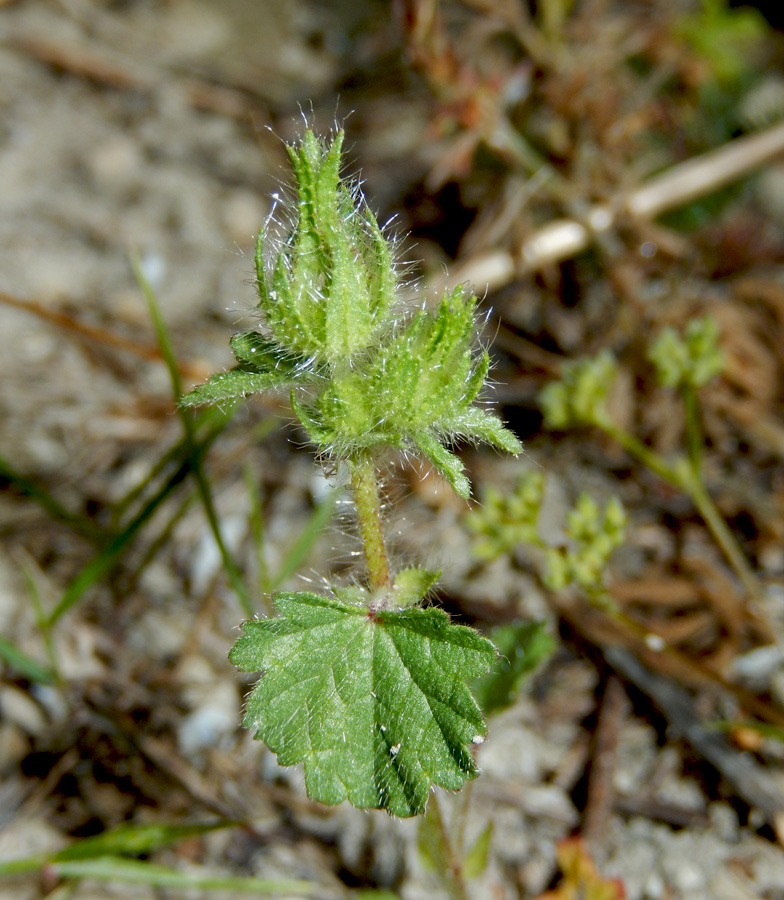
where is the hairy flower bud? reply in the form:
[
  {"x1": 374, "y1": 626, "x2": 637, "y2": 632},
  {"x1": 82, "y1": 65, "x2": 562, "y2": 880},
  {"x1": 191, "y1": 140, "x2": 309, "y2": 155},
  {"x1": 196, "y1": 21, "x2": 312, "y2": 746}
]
[{"x1": 183, "y1": 128, "x2": 521, "y2": 497}]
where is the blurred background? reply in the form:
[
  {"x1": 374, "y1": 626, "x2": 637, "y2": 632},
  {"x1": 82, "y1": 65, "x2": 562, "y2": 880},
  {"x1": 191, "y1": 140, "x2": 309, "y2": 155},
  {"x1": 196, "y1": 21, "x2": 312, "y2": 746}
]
[{"x1": 3, "y1": 0, "x2": 784, "y2": 898}]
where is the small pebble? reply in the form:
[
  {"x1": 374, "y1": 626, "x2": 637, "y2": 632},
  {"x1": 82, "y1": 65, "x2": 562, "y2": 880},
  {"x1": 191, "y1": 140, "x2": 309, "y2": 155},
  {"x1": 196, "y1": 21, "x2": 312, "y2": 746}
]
[{"x1": 0, "y1": 685, "x2": 46, "y2": 737}]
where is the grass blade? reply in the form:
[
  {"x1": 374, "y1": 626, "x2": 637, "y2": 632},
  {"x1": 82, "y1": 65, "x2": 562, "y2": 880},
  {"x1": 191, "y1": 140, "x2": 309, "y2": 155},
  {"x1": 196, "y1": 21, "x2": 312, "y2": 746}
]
[
  {"x1": 0, "y1": 453, "x2": 102, "y2": 543},
  {"x1": 0, "y1": 634, "x2": 55, "y2": 684},
  {"x1": 269, "y1": 489, "x2": 338, "y2": 591},
  {"x1": 50, "y1": 857, "x2": 318, "y2": 895},
  {"x1": 244, "y1": 464, "x2": 270, "y2": 606},
  {"x1": 131, "y1": 252, "x2": 254, "y2": 617},
  {"x1": 47, "y1": 454, "x2": 190, "y2": 625},
  {"x1": 47, "y1": 410, "x2": 230, "y2": 626},
  {"x1": 113, "y1": 404, "x2": 231, "y2": 522},
  {"x1": 53, "y1": 820, "x2": 234, "y2": 861}
]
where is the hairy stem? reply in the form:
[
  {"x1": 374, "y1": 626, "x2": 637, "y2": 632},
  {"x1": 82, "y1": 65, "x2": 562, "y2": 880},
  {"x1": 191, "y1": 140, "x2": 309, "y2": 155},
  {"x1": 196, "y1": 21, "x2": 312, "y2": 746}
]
[{"x1": 349, "y1": 450, "x2": 391, "y2": 591}]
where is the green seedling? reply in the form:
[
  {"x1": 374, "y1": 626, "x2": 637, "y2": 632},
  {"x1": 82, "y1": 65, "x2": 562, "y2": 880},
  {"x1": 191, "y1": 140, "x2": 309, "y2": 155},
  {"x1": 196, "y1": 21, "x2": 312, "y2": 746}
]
[
  {"x1": 183, "y1": 128, "x2": 522, "y2": 816},
  {"x1": 647, "y1": 316, "x2": 724, "y2": 391},
  {"x1": 469, "y1": 470, "x2": 627, "y2": 608},
  {"x1": 418, "y1": 790, "x2": 493, "y2": 900},
  {"x1": 539, "y1": 316, "x2": 758, "y2": 602},
  {"x1": 468, "y1": 470, "x2": 546, "y2": 560},
  {"x1": 673, "y1": 0, "x2": 767, "y2": 88},
  {"x1": 543, "y1": 492, "x2": 627, "y2": 601}
]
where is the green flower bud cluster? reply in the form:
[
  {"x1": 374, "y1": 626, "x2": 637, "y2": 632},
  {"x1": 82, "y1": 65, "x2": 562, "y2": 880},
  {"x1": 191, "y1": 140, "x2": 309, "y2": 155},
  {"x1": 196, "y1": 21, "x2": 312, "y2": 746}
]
[
  {"x1": 467, "y1": 471, "x2": 545, "y2": 560},
  {"x1": 183, "y1": 129, "x2": 521, "y2": 499},
  {"x1": 543, "y1": 493, "x2": 626, "y2": 595},
  {"x1": 648, "y1": 316, "x2": 724, "y2": 389},
  {"x1": 538, "y1": 351, "x2": 618, "y2": 430},
  {"x1": 468, "y1": 472, "x2": 626, "y2": 598}
]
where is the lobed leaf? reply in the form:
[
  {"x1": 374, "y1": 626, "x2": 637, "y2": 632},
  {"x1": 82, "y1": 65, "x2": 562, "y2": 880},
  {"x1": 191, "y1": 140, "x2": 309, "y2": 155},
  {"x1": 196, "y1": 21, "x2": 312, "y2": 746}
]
[
  {"x1": 181, "y1": 370, "x2": 291, "y2": 407},
  {"x1": 230, "y1": 591, "x2": 496, "y2": 817},
  {"x1": 414, "y1": 432, "x2": 471, "y2": 499},
  {"x1": 471, "y1": 621, "x2": 554, "y2": 715},
  {"x1": 181, "y1": 332, "x2": 314, "y2": 407},
  {"x1": 448, "y1": 406, "x2": 523, "y2": 455}
]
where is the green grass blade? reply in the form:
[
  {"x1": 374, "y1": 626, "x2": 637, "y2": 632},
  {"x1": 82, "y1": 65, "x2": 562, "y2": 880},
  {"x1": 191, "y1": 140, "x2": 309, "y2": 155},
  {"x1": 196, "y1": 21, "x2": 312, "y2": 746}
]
[
  {"x1": 47, "y1": 455, "x2": 191, "y2": 626},
  {"x1": 130, "y1": 252, "x2": 185, "y2": 399},
  {"x1": 0, "y1": 634, "x2": 55, "y2": 684},
  {"x1": 53, "y1": 820, "x2": 234, "y2": 861},
  {"x1": 0, "y1": 854, "x2": 48, "y2": 876},
  {"x1": 125, "y1": 491, "x2": 197, "y2": 592},
  {"x1": 50, "y1": 857, "x2": 318, "y2": 895},
  {"x1": 113, "y1": 404, "x2": 232, "y2": 522},
  {"x1": 20, "y1": 557, "x2": 60, "y2": 678},
  {"x1": 0, "y1": 452, "x2": 102, "y2": 543},
  {"x1": 131, "y1": 252, "x2": 254, "y2": 617},
  {"x1": 47, "y1": 411, "x2": 230, "y2": 626},
  {"x1": 269, "y1": 489, "x2": 338, "y2": 591},
  {"x1": 244, "y1": 465, "x2": 270, "y2": 603}
]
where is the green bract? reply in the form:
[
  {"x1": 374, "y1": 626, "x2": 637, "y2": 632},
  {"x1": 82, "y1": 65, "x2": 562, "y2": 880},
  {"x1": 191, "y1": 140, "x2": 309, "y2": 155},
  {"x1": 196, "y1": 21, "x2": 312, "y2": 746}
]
[
  {"x1": 292, "y1": 287, "x2": 520, "y2": 497},
  {"x1": 182, "y1": 130, "x2": 521, "y2": 497},
  {"x1": 258, "y1": 130, "x2": 396, "y2": 364},
  {"x1": 230, "y1": 591, "x2": 496, "y2": 817}
]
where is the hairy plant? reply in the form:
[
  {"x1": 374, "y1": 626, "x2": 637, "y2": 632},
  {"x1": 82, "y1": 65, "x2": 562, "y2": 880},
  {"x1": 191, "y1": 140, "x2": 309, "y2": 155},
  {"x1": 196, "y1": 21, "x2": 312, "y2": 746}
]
[
  {"x1": 182, "y1": 128, "x2": 522, "y2": 816},
  {"x1": 468, "y1": 470, "x2": 627, "y2": 607},
  {"x1": 538, "y1": 316, "x2": 759, "y2": 603}
]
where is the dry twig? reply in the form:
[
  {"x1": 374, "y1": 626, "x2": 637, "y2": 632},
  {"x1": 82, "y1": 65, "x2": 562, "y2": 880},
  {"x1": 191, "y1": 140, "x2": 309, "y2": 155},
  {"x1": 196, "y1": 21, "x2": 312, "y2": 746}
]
[{"x1": 449, "y1": 122, "x2": 784, "y2": 290}]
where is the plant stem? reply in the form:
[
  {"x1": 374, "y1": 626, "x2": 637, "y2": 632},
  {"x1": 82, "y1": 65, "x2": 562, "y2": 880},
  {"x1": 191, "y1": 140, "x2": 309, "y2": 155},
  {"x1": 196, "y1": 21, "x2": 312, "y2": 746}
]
[
  {"x1": 603, "y1": 422, "x2": 679, "y2": 486},
  {"x1": 682, "y1": 386, "x2": 703, "y2": 473},
  {"x1": 683, "y1": 465, "x2": 761, "y2": 604},
  {"x1": 603, "y1": 421, "x2": 761, "y2": 604},
  {"x1": 429, "y1": 792, "x2": 470, "y2": 900},
  {"x1": 349, "y1": 450, "x2": 391, "y2": 591}
]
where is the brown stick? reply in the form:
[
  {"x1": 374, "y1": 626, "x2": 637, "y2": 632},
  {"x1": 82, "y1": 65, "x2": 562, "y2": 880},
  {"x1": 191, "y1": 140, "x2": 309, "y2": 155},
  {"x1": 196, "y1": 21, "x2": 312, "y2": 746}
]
[
  {"x1": 605, "y1": 645, "x2": 784, "y2": 840},
  {"x1": 12, "y1": 35, "x2": 258, "y2": 119},
  {"x1": 0, "y1": 290, "x2": 212, "y2": 382},
  {"x1": 582, "y1": 675, "x2": 627, "y2": 844},
  {"x1": 449, "y1": 121, "x2": 784, "y2": 290}
]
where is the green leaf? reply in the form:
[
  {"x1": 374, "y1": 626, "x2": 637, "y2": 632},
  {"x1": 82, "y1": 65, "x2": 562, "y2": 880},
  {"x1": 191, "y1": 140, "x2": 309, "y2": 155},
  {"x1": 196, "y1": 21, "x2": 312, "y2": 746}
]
[
  {"x1": 450, "y1": 407, "x2": 523, "y2": 455},
  {"x1": 181, "y1": 370, "x2": 294, "y2": 407},
  {"x1": 230, "y1": 592, "x2": 496, "y2": 817},
  {"x1": 463, "y1": 820, "x2": 493, "y2": 879},
  {"x1": 50, "y1": 857, "x2": 316, "y2": 895},
  {"x1": 182, "y1": 332, "x2": 316, "y2": 408},
  {"x1": 392, "y1": 568, "x2": 440, "y2": 608},
  {"x1": 414, "y1": 432, "x2": 471, "y2": 499},
  {"x1": 471, "y1": 621, "x2": 554, "y2": 715},
  {"x1": 0, "y1": 635, "x2": 55, "y2": 685}
]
